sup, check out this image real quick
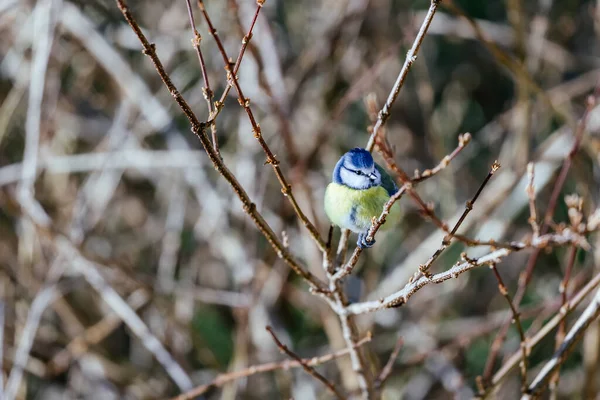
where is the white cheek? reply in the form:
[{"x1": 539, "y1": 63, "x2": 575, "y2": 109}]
[{"x1": 340, "y1": 168, "x2": 367, "y2": 189}]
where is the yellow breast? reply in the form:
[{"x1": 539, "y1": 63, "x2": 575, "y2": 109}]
[{"x1": 324, "y1": 183, "x2": 401, "y2": 233}]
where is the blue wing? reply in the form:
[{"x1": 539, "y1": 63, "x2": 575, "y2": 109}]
[{"x1": 375, "y1": 163, "x2": 398, "y2": 196}]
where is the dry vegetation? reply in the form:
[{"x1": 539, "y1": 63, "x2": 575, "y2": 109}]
[{"x1": 1, "y1": 0, "x2": 600, "y2": 399}]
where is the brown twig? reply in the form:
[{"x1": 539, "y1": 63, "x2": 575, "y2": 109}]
[
  {"x1": 408, "y1": 161, "x2": 500, "y2": 284},
  {"x1": 172, "y1": 333, "x2": 372, "y2": 400},
  {"x1": 549, "y1": 195, "x2": 582, "y2": 394},
  {"x1": 522, "y1": 285, "x2": 600, "y2": 399},
  {"x1": 183, "y1": 0, "x2": 219, "y2": 156},
  {"x1": 266, "y1": 326, "x2": 346, "y2": 399},
  {"x1": 333, "y1": 184, "x2": 409, "y2": 281},
  {"x1": 343, "y1": 229, "x2": 591, "y2": 316},
  {"x1": 197, "y1": 0, "x2": 327, "y2": 253},
  {"x1": 487, "y1": 272, "x2": 600, "y2": 395},
  {"x1": 334, "y1": 132, "x2": 477, "y2": 281},
  {"x1": 365, "y1": 0, "x2": 441, "y2": 152},
  {"x1": 375, "y1": 337, "x2": 404, "y2": 389},
  {"x1": 489, "y1": 263, "x2": 528, "y2": 393},
  {"x1": 377, "y1": 137, "x2": 518, "y2": 251},
  {"x1": 333, "y1": 0, "x2": 441, "y2": 275},
  {"x1": 483, "y1": 93, "x2": 597, "y2": 385},
  {"x1": 526, "y1": 163, "x2": 540, "y2": 237},
  {"x1": 114, "y1": 0, "x2": 326, "y2": 292},
  {"x1": 411, "y1": 132, "x2": 472, "y2": 183}
]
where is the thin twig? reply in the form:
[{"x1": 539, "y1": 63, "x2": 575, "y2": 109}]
[
  {"x1": 483, "y1": 92, "x2": 597, "y2": 384},
  {"x1": 172, "y1": 334, "x2": 372, "y2": 400},
  {"x1": 333, "y1": 184, "x2": 409, "y2": 281},
  {"x1": 377, "y1": 136, "x2": 516, "y2": 251},
  {"x1": 487, "y1": 272, "x2": 600, "y2": 393},
  {"x1": 334, "y1": 0, "x2": 442, "y2": 268},
  {"x1": 411, "y1": 133, "x2": 472, "y2": 183},
  {"x1": 549, "y1": 227, "x2": 579, "y2": 394},
  {"x1": 365, "y1": 0, "x2": 441, "y2": 152},
  {"x1": 5, "y1": 285, "x2": 61, "y2": 400},
  {"x1": 266, "y1": 326, "x2": 345, "y2": 400},
  {"x1": 114, "y1": 0, "x2": 326, "y2": 292},
  {"x1": 343, "y1": 230, "x2": 591, "y2": 315},
  {"x1": 416, "y1": 161, "x2": 500, "y2": 279},
  {"x1": 522, "y1": 285, "x2": 600, "y2": 399},
  {"x1": 197, "y1": 0, "x2": 328, "y2": 253},
  {"x1": 489, "y1": 263, "x2": 528, "y2": 392},
  {"x1": 57, "y1": 238, "x2": 194, "y2": 391},
  {"x1": 184, "y1": 0, "x2": 219, "y2": 156},
  {"x1": 375, "y1": 337, "x2": 404, "y2": 389},
  {"x1": 526, "y1": 163, "x2": 540, "y2": 237}
]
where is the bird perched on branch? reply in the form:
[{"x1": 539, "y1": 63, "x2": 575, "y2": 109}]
[{"x1": 324, "y1": 148, "x2": 401, "y2": 248}]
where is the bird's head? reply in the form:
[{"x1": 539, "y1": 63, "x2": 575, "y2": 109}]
[{"x1": 333, "y1": 148, "x2": 382, "y2": 189}]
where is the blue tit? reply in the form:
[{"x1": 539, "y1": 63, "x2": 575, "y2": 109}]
[{"x1": 324, "y1": 148, "x2": 401, "y2": 248}]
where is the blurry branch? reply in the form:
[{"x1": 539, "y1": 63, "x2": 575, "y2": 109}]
[
  {"x1": 489, "y1": 263, "x2": 528, "y2": 392},
  {"x1": 266, "y1": 326, "x2": 345, "y2": 400},
  {"x1": 172, "y1": 333, "x2": 372, "y2": 400},
  {"x1": 484, "y1": 93, "x2": 596, "y2": 384},
  {"x1": 522, "y1": 286, "x2": 600, "y2": 399},
  {"x1": 0, "y1": 296, "x2": 4, "y2": 396},
  {"x1": 196, "y1": 0, "x2": 328, "y2": 253},
  {"x1": 375, "y1": 337, "x2": 404, "y2": 389},
  {"x1": 56, "y1": 238, "x2": 194, "y2": 391},
  {"x1": 550, "y1": 195, "x2": 584, "y2": 392},
  {"x1": 344, "y1": 229, "x2": 592, "y2": 315},
  {"x1": 0, "y1": 150, "x2": 209, "y2": 186},
  {"x1": 365, "y1": 0, "x2": 441, "y2": 151},
  {"x1": 411, "y1": 132, "x2": 472, "y2": 182},
  {"x1": 47, "y1": 288, "x2": 150, "y2": 375},
  {"x1": 526, "y1": 163, "x2": 540, "y2": 236},
  {"x1": 184, "y1": 0, "x2": 218, "y2": 156},
  {"x1": 18, "y1": 0, "x2": 56, "y2": 197},
  {"x1": 114, "y1": 0, "x2": 326, "y2": 292},
  {"x1": 489, "y1": 272, "x2": 600, "y2": 393},
  {"x1": 549, "y1": 245, "x2": 577, "y2": 393},
  {"x1": 4, "y1": 285, "x2": 60, "y2": 400},
  {"x1": 440, "y1": 2, "x2": 570, "y2": 127}
]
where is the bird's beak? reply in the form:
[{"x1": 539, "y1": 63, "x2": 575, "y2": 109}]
[{"x1": 368, "y1": 172, "x2": 377, "y2": 181}]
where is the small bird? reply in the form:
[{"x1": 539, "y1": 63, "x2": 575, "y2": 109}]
[{"x1": 324, "y1": 148, "x2": 401, "y2": 248}]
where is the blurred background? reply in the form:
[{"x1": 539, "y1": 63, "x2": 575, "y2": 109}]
[{"x1": 1, "y1": 0, "x2": 600, "y2": 399}]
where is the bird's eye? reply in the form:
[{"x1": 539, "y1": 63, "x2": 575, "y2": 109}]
[{"x1": 355, "y1": 170, "x2": 362, "y2": 175}]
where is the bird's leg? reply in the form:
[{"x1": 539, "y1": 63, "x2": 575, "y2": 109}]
[{"x1": 357, "y1": 233, "x2": 375, "y2": 249}]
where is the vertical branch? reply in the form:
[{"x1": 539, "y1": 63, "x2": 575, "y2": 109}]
[
  {"x1": 484, "y1": 93, "x2": 597, "y2": 384},
  {"x1": 5, "y1": 286, "x2": 60, "y2": 400},
  {"x1": 115, "y1": 0, "x2": 326, "y2": 291},
  {"x1": 526, "y1": 163, "x2": 540, "y2": 237},
  {"x1": 334, "y1": 0, "x2": 442, "y2": 264},
  {"x1": 375, "y1": 337, "x2": 404, "y2": 389},
  {"x1": 365, "y1": 0, "x2": 441, "y2": 152},
  {"x1": 550, "y1": 194, "x2": 583, "y2": 396},
  {"x1": 184, "y1": 0, "x2": 219, "y2": 156},
  {"x1": 523, "y1": 286, "x2": 600, "y2": 398},
  {"x1": 198, "y1": 0, "x2": 327, "y2": 253},
  {"x1": 489, "y1": 263, "x2": 528, "y2": 392}
]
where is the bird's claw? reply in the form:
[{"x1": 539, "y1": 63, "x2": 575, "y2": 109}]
[{"x1": 357, "y1": 233, "x2": 375, "y2": 249}]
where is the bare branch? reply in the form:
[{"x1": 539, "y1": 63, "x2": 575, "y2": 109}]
[
  {"x1": 266, "y1": 326, "x2": 345, "y2": 400},
  {"x1": 172, "y1": 334, "x2": 372, "y2": 400}
]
